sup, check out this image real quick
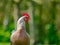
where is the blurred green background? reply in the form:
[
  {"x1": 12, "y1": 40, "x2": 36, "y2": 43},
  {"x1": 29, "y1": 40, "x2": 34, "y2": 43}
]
[{"x1": 0, "y1": 0, "x2": 60, "y2": 45}]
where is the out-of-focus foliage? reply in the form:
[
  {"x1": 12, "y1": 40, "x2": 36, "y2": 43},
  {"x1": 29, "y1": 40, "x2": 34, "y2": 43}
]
[{"x1": 0, "y1": 43, "x2": 10, "y2": 45}]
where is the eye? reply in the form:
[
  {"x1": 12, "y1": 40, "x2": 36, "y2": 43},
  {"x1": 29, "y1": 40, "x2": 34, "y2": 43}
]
[
  {"x1": 20, "y1": 20, "x2": 24, "y2": 24},
  {"x1": 24, "y1": 17, "x2": 28, "y2": 22}
]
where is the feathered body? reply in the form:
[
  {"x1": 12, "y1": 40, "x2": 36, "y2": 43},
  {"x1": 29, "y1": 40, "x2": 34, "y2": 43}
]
[{"x1": 11, "y1": 15, "x2": 30, "y2": 45}]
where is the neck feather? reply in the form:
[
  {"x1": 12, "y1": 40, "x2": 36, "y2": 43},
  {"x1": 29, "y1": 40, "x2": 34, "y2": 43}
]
[
  {"x1": 17, "y1": 21, "x2": 26, "y2": 31},
  {"x1": 16, "y1": 16, "x2": 26, "y2": 31}
]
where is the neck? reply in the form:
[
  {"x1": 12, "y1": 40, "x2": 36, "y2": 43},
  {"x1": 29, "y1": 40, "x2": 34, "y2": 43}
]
[
  {"x1": 16, "y1": 22, "x2": 26, "y2": 32},
  {"x1": 16, "y1": 16, "x2": 26, "y2": 32}
]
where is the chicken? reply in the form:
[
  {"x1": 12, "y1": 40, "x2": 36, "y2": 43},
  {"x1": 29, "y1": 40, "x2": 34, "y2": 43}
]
[{"x1": 10, "y1": 13, "x2": 30, "y2": 45}]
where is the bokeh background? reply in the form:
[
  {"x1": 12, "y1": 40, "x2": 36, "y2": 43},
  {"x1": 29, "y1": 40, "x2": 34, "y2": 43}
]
[{"x1": 0, "y1": 0, "x2": 60, "y2": 45}]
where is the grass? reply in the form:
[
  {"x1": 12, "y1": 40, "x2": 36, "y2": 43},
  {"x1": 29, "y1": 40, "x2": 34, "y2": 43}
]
[{"x1": 0, "y1": 42, "x2": 10, "y2": 45}]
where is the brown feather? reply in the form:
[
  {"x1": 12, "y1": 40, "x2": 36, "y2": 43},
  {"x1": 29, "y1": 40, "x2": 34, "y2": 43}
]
[{"x1": 11, "y1": 29, "x2": 30, "y2": 45}]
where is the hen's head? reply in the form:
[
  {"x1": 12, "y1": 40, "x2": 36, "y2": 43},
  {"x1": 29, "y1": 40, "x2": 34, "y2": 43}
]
[
  {"x1": 17, "y1": 13, "x2": 30, "y2": 23},
  {"x1": 22, "y1": 13, "x2": 30, "y2": 22}
]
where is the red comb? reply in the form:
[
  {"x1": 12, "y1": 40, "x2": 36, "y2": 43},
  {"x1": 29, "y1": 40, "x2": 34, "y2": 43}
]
[{"x1": 22, "y1": 13, "x2": 30, "y2": 22}]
